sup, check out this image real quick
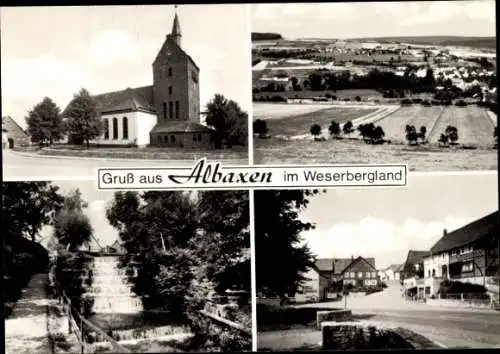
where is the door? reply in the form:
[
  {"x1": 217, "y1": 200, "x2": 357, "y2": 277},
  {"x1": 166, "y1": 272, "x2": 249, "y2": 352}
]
[
  {"x1": 8, "y1": 138, "x2": 14, "y2": 149},
  {"x1": 442, "y1": 265, "x2": 448, "y2": 279}
]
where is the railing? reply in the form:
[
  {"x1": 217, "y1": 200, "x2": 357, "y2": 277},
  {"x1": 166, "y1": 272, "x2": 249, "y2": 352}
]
[
  {"x1": 199, "y1": 310, "x2": 252, "y2": 338},
  {"x1": 52, "y1": 280, "x2": 130, "y2": 353}
]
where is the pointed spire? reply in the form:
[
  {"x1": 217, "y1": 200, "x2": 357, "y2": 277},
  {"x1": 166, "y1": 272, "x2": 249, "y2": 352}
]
[{"x1": 170, "y1": 5, "x2": 182, "y2": 48}]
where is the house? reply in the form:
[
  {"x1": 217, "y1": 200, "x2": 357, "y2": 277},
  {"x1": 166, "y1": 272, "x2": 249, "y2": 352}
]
[
  {"x1": 381, "y1": 264, "x2": 403, "y2": 281},
  {"x1": 63, "y1": 8, "x2": 214, "y2": 148},
  {"x1": 421, "y1": 211, "x2": 499, "y2": 297},
  {"x1": 340, "y1": 256, "x2": 379, "y2": 287},
  {"x1": 103, "y1": 240, "x2": 126, "y2": 255},
  {"x1": 2, "y1": 116, "x2": 30, "y2": 149},
  {"x1": 298, "y1": 262, "x2": 331, "y2": 301},
  {"x1": 401, "y1": 250, "x2": 429, "y2": 297}
]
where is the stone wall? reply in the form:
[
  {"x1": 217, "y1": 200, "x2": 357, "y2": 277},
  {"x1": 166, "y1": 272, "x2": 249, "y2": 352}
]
[{"x1": 321, "y1": 322, "x2": 441, "y2": 350}]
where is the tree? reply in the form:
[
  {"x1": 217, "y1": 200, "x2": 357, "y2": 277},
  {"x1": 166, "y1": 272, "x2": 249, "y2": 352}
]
[
  {"x1": 205, "y1": 94, "x2": 248, "y2": 148},
  {"x1": 25, "y1": 97, "x2": 64, "y2": 146},
  {"x1": 253, "y1": 119, "x2": 268, "y2": 138},
  {"x1": 64, "y1": 88, "x2": 102, "y2": 148},
  {"x1": 438, "y1": 133, "x2": 449, "y2": 147},
  {"x1": 328, "y1": 120, "x2": 341, "y2": 138},
  {"x1": 355, "y1": 95, "x2": 361, "y2": 102},
  {"x1": 405, "y1": 125, "x2": 418, "y2": 145},
  {"x1": 358, "y1": 123, "x2": 375, "y2": 142},
  {"x1": 445, "y1": 125, "x2": 459, "y2": 144},
  {"x1": 310, "y1": 124, "x2": 322, "y2": 140},
  {"x1": 2, "y1": 182, "x2": 64, "y2": 242},
  {"x1": 254, "y1": 190, "x2": 321, "y2": 297},
  {"x1": 419, "y1": 126, "x2": 427, "y2": 143},
  {"x1": 371, "y1": 126, "x2": 385, "y2": 144},
  {"x1": 53, "y1": 189, "x2": 92, "y2": 251},
  {"x1": 343, "y1": 121, "x2": 354, "y2": 135}
]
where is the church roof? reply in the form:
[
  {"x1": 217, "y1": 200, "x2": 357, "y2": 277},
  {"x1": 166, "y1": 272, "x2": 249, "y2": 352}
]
[
  {"x1": 172, "y1": 13, "x2": 181, "y2": 37},
  {"x1": 154, "y1": 35, "x2": 199, "y2": 71},
  {"x1": 150, "y1": 121, "x2": 214, "y2": 134},
  {"x1": 91, "y1": 85, "x2": 156, "y2": 115}
]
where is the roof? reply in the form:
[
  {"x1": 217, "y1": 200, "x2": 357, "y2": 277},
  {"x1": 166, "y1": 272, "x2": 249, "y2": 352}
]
[
  {"x1": 430, "y1": 211, "x2": 499, "y2": 254},
  {"x1": 93, "y1": 86, "x2": 155, "y2": 114},
  {"x1": 153, "y1": 35, "x2": 199, "y2": 71},
  {"x1": 150, "y1": 121, "x2": 214, "y2": 134},
  {"x1": 2, "y1": 116, "x2": 28, "y2": 138},
  {"x1": 341, "y1": 256, "x2": 377, "y2": 273},
  {"x1": 385, "y1": 264, "x2": 403, "y2": 272},
  {"x1": 172, "y1": 13, "x2": 181, "y2": 36},
  {"x1": 404, "y1": 250, "x2": 430, "y2": 266},
  {"x1": 315, "y1": 258, "x2": 334, "y2": 271},
  {"x1": 315, "y1": 257, "x2": 376, "y2": 274}
]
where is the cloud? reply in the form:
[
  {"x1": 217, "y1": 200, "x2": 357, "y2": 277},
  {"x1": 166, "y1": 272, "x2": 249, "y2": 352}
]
[
  {"x1": 303, "y1": 215, "x2": 472, "y2": 268},
  {"x1": 87, "y1": 29, "x2": 142, "y2": 65}
]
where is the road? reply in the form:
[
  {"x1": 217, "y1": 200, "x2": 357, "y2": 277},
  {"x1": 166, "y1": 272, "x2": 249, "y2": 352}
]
[
  {"x1": 258, "y1": 308, "x2": 500, "y2": 350},
  {"x1": 259, "y1": 282, "x2": 500, "y2": 350},
  {"x1": 2, "y1": 149, "x2": 246, "y2": 181}
]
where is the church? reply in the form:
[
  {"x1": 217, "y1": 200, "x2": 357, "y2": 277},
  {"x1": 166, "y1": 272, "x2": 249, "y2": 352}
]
[{"x1": 71, "y1": 9, "x2": 214, "y2": 148}]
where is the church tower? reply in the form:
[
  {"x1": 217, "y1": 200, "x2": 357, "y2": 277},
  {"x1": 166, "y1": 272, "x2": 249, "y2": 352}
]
[
  {"x1": 150, "y1": 6, "x2": 206, "y2": 148},
  {"x1": 170, "y1": 9, "x2": 182, "y2": 48}
]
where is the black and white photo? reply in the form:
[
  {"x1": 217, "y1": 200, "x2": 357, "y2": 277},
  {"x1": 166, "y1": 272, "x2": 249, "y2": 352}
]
[
  {"x1": 3, "y1": 181, "x2": 251, "y2": 353},
  {"x1": 251, "y1": 1, "x2": 497, "y2": 171},
  {"x1": 2, "y1": 4, "x2": 251, "y2": 180},
  {"x1": 254, "y1": 173, "x2": 499, "y2": 350}
]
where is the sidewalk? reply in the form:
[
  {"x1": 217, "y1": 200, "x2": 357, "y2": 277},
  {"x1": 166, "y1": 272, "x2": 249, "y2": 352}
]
[{"x1": 5, "y1": 273, "x2": 54, "y2": 354}]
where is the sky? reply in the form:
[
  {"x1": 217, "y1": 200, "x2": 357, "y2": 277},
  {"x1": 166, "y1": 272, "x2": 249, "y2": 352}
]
[
  {"x1": 298, "y1": 173, "x2": 498, "y2": 269},
  {"x1": 252, "y1": 1, "x2": 496, "y2": 40},
  {"x1": 1, "y1": 4, "x2": 251, "y2": 129},
  {"x1": 39, "y1": 181, "x2": 118, "y2": 248}
]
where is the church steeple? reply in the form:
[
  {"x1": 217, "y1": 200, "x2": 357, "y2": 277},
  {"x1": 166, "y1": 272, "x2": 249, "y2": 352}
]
[{"x1": 170, "y1": 6, "x2": 182, "y2": 48}]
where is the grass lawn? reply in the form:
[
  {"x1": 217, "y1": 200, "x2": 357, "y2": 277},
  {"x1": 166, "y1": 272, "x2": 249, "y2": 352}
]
[
  {"x1": 253, "y1": 138, "x2": 498, "y2": 172},
  {"x1": 18, "y1": 145, "x2": 249, "y2": 162},
  {"x1": 263, "y1": 107, "x2": 377, "y2": 136}
]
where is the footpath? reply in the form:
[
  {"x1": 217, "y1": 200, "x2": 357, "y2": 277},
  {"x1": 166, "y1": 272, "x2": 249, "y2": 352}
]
[{"x1": 5, "y1": 273, "x2": 54, "y2": 354}]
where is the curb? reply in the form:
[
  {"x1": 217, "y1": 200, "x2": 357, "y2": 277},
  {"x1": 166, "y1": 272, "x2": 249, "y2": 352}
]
[{"x1": 9, "y1": 149, "x2": 248, "y2": 164}]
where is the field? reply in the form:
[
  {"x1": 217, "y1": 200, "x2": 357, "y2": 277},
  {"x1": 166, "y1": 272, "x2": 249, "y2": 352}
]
[
  {"x1": 253, "y1": 89, "x2": 383, "y2": 100},
  {"x1": 253, "y1": 138, "x2": 497, "y2": 171},
  {"x1": 254, "y1": 103, "x2": 377, "y2": 136}
]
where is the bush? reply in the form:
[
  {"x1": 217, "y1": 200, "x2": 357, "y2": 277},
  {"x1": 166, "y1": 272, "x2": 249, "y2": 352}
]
[
  {"x1": 412, "y1": 98, "x2": 423, "y2": 104},
  {"x1": 438, "y1": 280, "x2": 488, "y2": 296},
  {"x1": 455, "y1": 100, "x2": 467, "y2": 107},
  {"x1": 401, "y1": 98, "x2": 413, "y2": 105},
  {"x1": 355, "y1": 96, "x2": 361, "y2": 102}
]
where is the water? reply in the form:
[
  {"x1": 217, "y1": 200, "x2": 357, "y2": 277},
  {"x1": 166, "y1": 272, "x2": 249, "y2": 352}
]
[{"x1": 86, "y1": 256, "x2": 143, "y2": 314}]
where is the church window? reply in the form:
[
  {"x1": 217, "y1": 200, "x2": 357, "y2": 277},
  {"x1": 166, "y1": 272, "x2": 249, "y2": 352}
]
[
  {"x1": 168, "y1": 67, "x2": 172, "y2": 76},
  {"x1": 192, "y1": 70, "x2": 198, "y2": 83},
  {"x1": 198, "y1": 134, "x2": 202, "y2": 142},
  {"x1": 122, "y1": 117, "x2": 128, "y2": 139},
  {"x1": 103, "y1": 118, "x2": 109, "y2": 139},
  {"x1": 163, "y1": 102, "x2": 167, "y2": 120},
  {"x1": 169, "y1": 86, "x2": 172, "y2": 95},
  {"x1": 163, "y1": 136, "x2": 168, "y2": 144},
  {"x1": 171, "y1": 135, "x2": 176, "y2": 143},
  {"x1": 192, "y1": 134, "x2": 196, "y2": 142},
  {"x1": 175, "y1": 101, "x2": 179, "y2": 119},
  {"x1": 112, "y1": 118, "x2": 118, "y2": 139},
  {"x1": 169, "y1": 102, "x2": 173, "y2": 119}
]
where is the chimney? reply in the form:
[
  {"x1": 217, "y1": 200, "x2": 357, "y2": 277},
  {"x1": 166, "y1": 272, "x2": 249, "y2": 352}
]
[{"x1": 443, "y1": 229, "x2": 447, "y2": 236}]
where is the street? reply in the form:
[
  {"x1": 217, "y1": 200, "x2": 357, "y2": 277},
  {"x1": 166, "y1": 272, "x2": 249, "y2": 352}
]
[
  {"x1": 258, "y1": 308, "x2": 500, "y2": 350},
  {"x1": 2, "y1": 149, "x2": 247, "y2": 181}
]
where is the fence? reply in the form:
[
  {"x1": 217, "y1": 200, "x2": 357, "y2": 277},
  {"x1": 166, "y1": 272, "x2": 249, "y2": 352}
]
[{"x1": 53, "y1": 280, "x2": 130, "y2": 353}]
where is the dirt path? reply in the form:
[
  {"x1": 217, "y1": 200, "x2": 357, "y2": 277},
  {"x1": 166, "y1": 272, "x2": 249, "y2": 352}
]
[{"x1": 5, "y1": 273, "x2": 54, "y2": 354}]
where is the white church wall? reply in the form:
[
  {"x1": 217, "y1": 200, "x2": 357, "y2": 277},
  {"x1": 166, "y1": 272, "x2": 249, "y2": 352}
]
[
  {"x1": 93, "y1": 112, "x2": 139, "y2": 146},
  {"x1": 136, "y1": 111, "x2": 158, "y2": 147}
]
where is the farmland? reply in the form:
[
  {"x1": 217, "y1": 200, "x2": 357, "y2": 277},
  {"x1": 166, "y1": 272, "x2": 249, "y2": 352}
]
[
  {"x1": 254, "y1": 103, "x2": 377, "y2": 136},
  {"x1": 253, "y1": 138, "x2": 497, "y2": 172},
  {"x1": 253, "y1": 89, "x2": 383, "y2": 101}
]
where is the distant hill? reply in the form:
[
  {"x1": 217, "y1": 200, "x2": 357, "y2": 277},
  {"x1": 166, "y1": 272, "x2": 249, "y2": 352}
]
[
  {"x1": 252, "y1": 32, "x2": 283, "y2": 41},
  {"x1": 347, "y1": 36, "x2": 496, "y2": 49}
]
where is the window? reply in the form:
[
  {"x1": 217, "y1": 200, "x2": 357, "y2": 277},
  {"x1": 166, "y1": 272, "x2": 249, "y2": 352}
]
[
  {"x1": 158, "y1": 136, "x2": 162, "y2": 144},
  {"x1": 169, "y1": 102, "x2": 173, "y2": 119},
  {"x1": 198, "y1": 134, "x2": 202, "y2": 142},
  {"x1": 365, "y1": 272, "x2": 370, "y2": 278},
  {"x1": 371, "y1": 272, "x2": 376, "y2": 278},
  {"x1": 175, "y1": 101, "x2": 179, "y2": 119},
  {"x1": 169, "y1": 86, "x2": 172, "y2": 95},
  {"x1": 122, "y1": 117, "x2": 128, "y2": 139},
  {"x1": 163, "y1": 102, "x2": 167, "y2": 120},
  {"x1": 462, "y1": 262, "x2": 473, "y2": 273},
  {"x1": 357, "y1": 272, "x2": 363, "y2": 278},
  {"x1": 350, "y1": 272, "x2": 355, "y2": 278},
  {"x1": 103, "y1": 118, "x2": 109, "y2": 139},
  {"x1": 432, "y1": 269, "x2": 436, "y2": 277},
  {"x1": 171, "y1": 135, "x2": 176, "y2": 143},
  {"x1": 168, "y1": 67, "x2": 172, "y2": 76},
  {"x1": 193, "y1": 134, "x2": 197, "y2": 142},
  {"x1": 112, "y1": 118, "x2": 118, "y2": 139},
  {"x1": 192, "y1": 70, "x2": 198, "y2": 83},
  {"x1": 428, "y1": 270, "x2": 431, "y2": 277},
  {"x1": 163, "y1": 136, "x2": 168, "y2": 143}
]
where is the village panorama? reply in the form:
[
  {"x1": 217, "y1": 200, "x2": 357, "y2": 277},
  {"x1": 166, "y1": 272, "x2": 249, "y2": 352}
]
[{"x1": 252, "y1": 1, "x2": 497, "y2": 171}]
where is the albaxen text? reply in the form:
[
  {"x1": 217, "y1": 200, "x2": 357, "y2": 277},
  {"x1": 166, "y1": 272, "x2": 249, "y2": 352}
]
[
  {"x1": 167, "y1": 158, "x2": 272, "y2": 184},
  {"x1": 97, "y1": 159, "x2": 407, "y2": 190}
]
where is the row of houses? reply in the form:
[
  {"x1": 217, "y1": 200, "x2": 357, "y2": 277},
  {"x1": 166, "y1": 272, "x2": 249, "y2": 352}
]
[{"x1": 401, "y1": 211, "x2": 499, "y2": 299}]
